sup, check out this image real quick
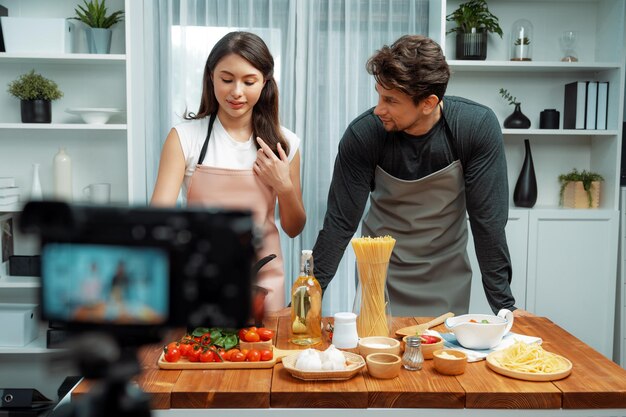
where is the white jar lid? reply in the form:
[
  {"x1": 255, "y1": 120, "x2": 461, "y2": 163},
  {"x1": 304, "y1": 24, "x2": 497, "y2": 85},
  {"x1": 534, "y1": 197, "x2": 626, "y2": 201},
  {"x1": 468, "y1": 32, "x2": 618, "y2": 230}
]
[{"x1": 333, "y1": 312, "x2": 357, "y2": 323}]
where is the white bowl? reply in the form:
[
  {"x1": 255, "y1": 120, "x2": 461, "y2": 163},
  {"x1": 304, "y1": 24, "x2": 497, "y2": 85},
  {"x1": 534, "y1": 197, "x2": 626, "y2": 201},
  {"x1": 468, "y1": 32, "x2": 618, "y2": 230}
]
[
  {"x1": 444, "y1": 309, "x2": 513, "y2": 350},
  {"x1": 66, "y1": 108, "x2": 124, "y2": 124}
]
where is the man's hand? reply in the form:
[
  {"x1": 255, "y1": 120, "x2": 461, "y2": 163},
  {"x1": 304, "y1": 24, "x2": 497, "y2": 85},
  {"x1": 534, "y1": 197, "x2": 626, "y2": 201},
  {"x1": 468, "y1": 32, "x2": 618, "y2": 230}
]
[{"x1": 512, "y1": 308, "x2": 535, "y2": 317}]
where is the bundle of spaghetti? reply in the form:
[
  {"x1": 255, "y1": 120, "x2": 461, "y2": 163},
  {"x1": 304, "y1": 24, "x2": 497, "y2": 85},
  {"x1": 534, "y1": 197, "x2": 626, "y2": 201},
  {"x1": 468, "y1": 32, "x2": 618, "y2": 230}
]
[
  {"x1": 495, "y1": 341, "x2": 569, "y2": 374},
  {"x1": 351, "y1": 236, "x2": 396, "y2": 337}
]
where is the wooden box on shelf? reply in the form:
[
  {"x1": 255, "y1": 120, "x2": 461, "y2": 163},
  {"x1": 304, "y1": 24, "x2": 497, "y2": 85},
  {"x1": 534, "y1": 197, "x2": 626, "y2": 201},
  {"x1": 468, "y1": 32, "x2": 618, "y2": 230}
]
[{"x1": 561, "y1": 181, "x2": 601, "y2": 209}]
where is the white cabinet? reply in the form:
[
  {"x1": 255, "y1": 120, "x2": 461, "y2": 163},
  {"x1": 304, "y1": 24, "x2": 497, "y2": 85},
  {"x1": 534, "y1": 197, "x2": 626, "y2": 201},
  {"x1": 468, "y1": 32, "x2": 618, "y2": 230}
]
[
  {"x1": 433, "y1": 0, "x2": 624, "y2": 359},
  {"x1": 526, "y1": 209, "x2": 619, "y2": 358},
  {"x1": 0, "y1": 0, "x2": 145, "y2": 210},
  {"x1": 468, "y1": 210, "x2": 528, "y2": 314}
]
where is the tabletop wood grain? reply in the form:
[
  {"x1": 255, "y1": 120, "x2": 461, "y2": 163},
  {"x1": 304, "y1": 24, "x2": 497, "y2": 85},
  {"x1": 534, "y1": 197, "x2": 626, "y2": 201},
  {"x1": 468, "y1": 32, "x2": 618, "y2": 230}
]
[{"x1": 72, "y1": 314, "x2": 626, "y2": 410}]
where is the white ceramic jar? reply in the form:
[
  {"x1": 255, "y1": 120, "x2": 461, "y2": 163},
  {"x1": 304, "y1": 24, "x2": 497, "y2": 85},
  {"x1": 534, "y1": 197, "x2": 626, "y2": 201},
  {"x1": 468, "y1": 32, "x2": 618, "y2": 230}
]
[{"x1": 332, "y1": 312, "x2": 358, "y2": 349}]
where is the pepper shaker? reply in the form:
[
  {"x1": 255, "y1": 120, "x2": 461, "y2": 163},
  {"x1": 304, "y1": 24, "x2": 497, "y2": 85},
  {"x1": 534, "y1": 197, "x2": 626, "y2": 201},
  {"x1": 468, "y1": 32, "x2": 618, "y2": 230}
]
[{"x1": 402, "y1": 336, "x2": 424, "y2": 370}]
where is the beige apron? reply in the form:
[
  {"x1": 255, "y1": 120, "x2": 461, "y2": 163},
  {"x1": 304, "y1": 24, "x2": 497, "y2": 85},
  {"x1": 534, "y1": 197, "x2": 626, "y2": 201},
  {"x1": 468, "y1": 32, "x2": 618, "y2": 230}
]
[
  {"x1": 186, "y1": 114, "x2": 285, "y2": 311},
  {"x1": 361, "y1": 112, "x2": 472, "y2": 316}
]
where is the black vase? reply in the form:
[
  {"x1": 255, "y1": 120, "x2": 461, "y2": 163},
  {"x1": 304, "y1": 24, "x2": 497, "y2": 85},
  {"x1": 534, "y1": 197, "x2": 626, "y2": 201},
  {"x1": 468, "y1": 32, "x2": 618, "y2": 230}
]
[
  {"x1": 513, "y1": 139, "x2": 537, "y2": 208},
  {"x1": 504, "y1": 103, "x2": 531, "y2": 129},
  {"x1": 21, "y1": 99, "x2": 51, "y2": 123}
]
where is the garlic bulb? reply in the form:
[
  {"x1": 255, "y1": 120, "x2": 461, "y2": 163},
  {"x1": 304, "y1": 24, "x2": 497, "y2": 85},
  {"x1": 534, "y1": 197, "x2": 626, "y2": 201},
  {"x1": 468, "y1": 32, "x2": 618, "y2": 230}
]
[
  {"x1": 320, "y1": 345, "x2": 346, "y2": 370},
  {"x1": 295, "y1": 348, "x2": 322, "y2": 371}
]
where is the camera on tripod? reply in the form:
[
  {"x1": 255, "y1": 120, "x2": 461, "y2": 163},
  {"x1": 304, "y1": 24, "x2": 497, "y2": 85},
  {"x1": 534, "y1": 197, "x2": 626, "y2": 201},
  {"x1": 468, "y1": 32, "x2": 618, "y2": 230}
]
[{"x1": 19, "y1": 201, "x2": 259, "y2": 417}]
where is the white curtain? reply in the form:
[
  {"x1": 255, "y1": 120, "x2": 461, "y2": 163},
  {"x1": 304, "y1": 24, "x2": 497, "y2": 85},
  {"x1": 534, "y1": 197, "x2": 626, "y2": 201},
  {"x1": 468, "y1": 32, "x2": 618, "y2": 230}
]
[{"x1": 144, "y1": 0, "x2": 429, "y2": 315}]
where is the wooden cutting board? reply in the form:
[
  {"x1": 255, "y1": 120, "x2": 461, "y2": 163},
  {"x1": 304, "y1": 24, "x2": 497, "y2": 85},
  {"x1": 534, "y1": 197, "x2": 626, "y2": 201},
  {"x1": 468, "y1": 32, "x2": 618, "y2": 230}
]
[{"x1": 158, "y1": 346, "x2": 300, "y2": 370}]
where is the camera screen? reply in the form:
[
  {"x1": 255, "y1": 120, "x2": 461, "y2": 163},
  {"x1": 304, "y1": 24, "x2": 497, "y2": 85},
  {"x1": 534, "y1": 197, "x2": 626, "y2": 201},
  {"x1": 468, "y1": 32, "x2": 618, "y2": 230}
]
[{"x1": 41, "y1": 243, "x2": 169, "y2": 325}]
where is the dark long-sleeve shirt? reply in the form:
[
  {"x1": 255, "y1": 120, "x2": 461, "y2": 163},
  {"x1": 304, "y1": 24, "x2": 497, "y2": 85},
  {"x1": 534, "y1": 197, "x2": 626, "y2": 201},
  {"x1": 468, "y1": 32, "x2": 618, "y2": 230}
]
[{"x1": 312, "y1": 96, "x2": 516, "y2": 313}]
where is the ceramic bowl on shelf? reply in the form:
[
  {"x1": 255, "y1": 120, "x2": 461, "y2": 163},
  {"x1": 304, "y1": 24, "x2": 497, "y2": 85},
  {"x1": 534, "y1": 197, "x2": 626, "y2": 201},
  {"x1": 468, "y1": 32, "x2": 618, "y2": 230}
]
[
  {"x1": 365, "y1": 353, "x2": 402, "y2": 379},
  {"x1": 66, "y1": 108, "x2": 124, "y2": 124},
  {"x1": 357, "y1": 336, "x2": 401, "y2": 358}
]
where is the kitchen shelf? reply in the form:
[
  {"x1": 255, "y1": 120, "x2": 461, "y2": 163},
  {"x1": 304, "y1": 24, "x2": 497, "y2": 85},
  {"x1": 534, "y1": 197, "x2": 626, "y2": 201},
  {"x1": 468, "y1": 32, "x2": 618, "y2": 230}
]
[
  {"x1": 449, "y1": 61, "x2": 621, "y2": 72},
  {"x1": 502, "y1": 129, "x2": 619, "y2": 136},
  {"x1": 0, "y1": 123, "x2": 127, "y2": 131},
  {"x1": 0, "y1": 324, "x2": 62, "y2": 355},
  {"x1": 0, "y1": 275, "x2": 40, "y2": 289},
  {"x1": 0, "y1": 52, "x2": 126, "y2": 65}
]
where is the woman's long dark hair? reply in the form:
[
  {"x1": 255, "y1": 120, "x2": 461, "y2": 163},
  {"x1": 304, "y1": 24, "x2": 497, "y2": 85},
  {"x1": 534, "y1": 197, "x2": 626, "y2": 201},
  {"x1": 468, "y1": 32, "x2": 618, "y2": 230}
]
[{"x1": 186, "y1": 31, "x2": 289, "y2": 155}]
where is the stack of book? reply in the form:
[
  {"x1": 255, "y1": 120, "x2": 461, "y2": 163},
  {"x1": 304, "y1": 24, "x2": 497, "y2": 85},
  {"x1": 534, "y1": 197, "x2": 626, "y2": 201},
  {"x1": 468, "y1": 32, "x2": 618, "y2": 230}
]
[
  {"x1": 563, "y1": 81, "x2": 609, "y2": 130},
  {"x1": 0, "y1": 177, "x2": 20, "y2": 211}
]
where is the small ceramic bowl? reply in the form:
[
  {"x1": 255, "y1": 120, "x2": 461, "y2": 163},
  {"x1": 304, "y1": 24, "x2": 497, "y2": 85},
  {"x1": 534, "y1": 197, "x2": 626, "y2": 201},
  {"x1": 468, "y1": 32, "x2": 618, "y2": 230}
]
[
  {"x1": 402, "y1": 334, "x2": 444, "y2": 360},
  {"x1": 366, "y1": 353, "x2": 402, "y2": 379},
  {"x1": 358, "y1": 336, "x2": 401, "y2": 358},
  {"x1": 432, "y1": 349, "x2": 468, "y2": 375}
]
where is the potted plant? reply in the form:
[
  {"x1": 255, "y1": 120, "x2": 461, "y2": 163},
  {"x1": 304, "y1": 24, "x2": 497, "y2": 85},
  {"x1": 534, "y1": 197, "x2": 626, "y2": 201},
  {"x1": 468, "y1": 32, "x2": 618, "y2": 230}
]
[
  {"x1": 7, "y1": 70, "x2": 63, "y2": 123},
  {"x1": 70, "y1": 0, "x2": 124, "y2": 54},
  {"x1": 446, "y1": 0, "x2": 503, "y2": 60},
  {"x1": 558, "y1": 169, "x2": 604, "y2": 208},
  {"x1": 499, "y1": 88, "x2": 530, "y2": 128}
]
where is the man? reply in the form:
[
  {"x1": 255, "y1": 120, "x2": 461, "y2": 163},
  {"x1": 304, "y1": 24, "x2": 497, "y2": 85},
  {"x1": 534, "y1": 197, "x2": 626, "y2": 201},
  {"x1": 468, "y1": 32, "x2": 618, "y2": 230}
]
[{"x1": 312, "y1": 35, "x2": 529, "y2": 317}]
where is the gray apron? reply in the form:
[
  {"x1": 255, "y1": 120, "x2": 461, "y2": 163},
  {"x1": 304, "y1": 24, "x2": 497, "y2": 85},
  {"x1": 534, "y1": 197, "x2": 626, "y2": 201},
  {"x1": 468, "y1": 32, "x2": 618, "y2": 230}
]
[{"x1": 361, "y1": 111, "x2": 472, "y2": 317}]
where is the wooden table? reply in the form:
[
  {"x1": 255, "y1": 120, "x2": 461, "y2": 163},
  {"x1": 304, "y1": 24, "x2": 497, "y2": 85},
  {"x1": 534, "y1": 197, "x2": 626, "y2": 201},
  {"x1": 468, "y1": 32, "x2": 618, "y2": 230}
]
[{"x1": 73, "y1": 315, "x2": 626, "y2": 416}]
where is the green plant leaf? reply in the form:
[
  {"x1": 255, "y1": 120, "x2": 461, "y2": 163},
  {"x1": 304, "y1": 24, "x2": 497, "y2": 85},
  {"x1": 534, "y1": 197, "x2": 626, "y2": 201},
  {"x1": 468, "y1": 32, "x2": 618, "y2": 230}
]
[
  {"x1": 7, "y1": 70, "x2": 63, "y2": 101},
  {"x1": 70, "y1": 0, "x2": 124, "y2": 29}
]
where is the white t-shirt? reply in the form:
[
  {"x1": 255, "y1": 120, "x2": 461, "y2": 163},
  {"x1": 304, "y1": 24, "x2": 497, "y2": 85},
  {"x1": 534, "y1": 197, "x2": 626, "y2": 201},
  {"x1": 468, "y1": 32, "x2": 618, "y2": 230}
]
[{"x1": 175, "y1": 116, "x2": 301, "y2": 200}]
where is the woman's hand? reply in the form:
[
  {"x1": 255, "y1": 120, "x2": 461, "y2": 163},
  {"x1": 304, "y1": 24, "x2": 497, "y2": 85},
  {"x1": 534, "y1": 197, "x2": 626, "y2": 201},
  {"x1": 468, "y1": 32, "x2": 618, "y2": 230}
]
[{"x1": 253, "y1": 137, "x2": 293, "y2": 194}]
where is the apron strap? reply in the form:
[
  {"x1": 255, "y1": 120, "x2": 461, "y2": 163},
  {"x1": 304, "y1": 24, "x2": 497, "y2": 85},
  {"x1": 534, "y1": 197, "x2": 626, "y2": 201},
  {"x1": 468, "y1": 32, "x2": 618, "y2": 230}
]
[
  {"x1": 197, "y1": 113, "x2": 218, "y2": 165},
  {"x1": 439, "y1": 104, "x2": 459, "y2": 163}
]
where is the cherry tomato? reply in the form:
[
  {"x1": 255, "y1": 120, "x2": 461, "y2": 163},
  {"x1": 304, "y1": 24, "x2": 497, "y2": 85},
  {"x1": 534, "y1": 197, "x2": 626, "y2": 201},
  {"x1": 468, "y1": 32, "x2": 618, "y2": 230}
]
[
  {"x1": 187, "y1": 344, "x2": 202, "y2": 362},
  {"x1": 179, "y1": 341, "x2": 193, "y2": 357},
  {"x1": 244, "y1": 331, "x2": 260, "y2": 343},
  {"x1": 223, "y1": 348, "x2": 239, "y2": 361},
  {"x1": 260, "y1": 349, "x2": 273, "y2": 361},
  {"x1": 166, "y1": 341, "x2": 180, "y2": 351},
  {"x1": 200, "y1": 334, "x2": 211, "y2": 346},
  {"x1": 164, "y1": 345, "x2": 181, "y2": 363},
  {"x1": 230, "y1": 351, "x2": 246, "y2": 362},
  {"x1": 246, "y1": 349, "x2": 261, "y2": 362},
  {"x1": 199, "y1": 349, "x2": 215, "y2": 363},
  {"x1": 420, "y1": 335, "x2": 440, "y2": 344},
  {"x1": 240, "y1": 348, "x2": 249, "y2": 357},
  {"x1": 257, "y1": 328, "x2": 274, "y2": 342},
  {"x1": 247, "y1": 326, "x2": 258, "y2": 333},
  {"x1": 238, "y1": 328, "x2": 248, "y2": 341}
]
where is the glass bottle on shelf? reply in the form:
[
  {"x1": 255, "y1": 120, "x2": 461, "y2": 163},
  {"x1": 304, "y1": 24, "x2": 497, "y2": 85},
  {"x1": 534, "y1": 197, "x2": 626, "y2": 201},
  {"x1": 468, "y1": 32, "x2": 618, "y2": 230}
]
[
  {"x1": 559, "y1": 30, "x2": 579, "y2": 62},
  {"x1": 510, "y1": 19, "x2": 533, "y2": 61},
  {"x1": 290, "y1": 250, "x2": 322, "y2": 346},
  {"x1": 53, "y1": 147, "x2": 72, "y2": 201}
]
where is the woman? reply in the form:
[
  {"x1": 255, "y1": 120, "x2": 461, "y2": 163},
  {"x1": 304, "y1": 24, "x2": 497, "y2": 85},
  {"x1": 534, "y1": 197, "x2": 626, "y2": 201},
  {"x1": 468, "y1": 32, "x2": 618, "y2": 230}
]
[{"x1": 151, "y1": 31, "x2": 306, "y2": 311}]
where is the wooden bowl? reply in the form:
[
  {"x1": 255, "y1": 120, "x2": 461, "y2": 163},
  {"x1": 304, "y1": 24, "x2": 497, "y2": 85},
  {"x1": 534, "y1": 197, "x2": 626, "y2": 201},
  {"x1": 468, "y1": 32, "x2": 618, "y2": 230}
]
[
  {"x1": 402, "y1": 335, "x2": 444, "y2": 360},
  {"x1": 432, "y1": 349, "x2": 467, "y2": 375},
  {"x1": 358, "y1": 336, "x2": 401, "y2": 358},
  {"x1": 366, "y1": 353, "x2": 402, "y2": 379}
]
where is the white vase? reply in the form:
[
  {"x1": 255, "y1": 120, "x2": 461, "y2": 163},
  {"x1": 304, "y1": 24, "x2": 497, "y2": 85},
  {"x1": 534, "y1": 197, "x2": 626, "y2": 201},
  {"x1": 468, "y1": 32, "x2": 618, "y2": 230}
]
[
  {"x1": 53, "y1": 147, "x2": 72, "y2": 201},
  {"x1": 30, "y1": 163, "x2": 42, "y2": 200}
]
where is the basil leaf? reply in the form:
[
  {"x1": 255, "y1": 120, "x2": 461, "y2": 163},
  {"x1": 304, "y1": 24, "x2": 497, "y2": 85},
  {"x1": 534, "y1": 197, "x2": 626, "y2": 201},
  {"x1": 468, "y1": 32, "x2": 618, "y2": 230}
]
[
  {"x1": 224, "y1": 334, "x2": 238, "y2": 351},
  {"x1": 192, "y1": 327, "x2": 210, "y2": 337}
]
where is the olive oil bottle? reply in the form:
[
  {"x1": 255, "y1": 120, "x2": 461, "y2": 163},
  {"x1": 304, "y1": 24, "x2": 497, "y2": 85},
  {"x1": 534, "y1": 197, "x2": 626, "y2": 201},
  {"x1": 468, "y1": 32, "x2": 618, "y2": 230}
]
[{"x1": 290, "y1": 250, "x2": 322, "y2": 346}]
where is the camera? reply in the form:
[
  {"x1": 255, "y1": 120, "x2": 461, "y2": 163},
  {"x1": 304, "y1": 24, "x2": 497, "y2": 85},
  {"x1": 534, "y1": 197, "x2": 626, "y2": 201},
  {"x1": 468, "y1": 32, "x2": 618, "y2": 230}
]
[
  {"x1": 20, "y1": 201, "x2": 257, "y2": 342},
  {"x1": 18, "y1": 201, "x2": 259, "y2": 417}
]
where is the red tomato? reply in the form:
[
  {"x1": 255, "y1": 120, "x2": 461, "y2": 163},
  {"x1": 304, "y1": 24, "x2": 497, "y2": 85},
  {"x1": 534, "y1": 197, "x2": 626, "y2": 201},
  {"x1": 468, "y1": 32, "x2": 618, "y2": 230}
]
[
  {"x1": 420, "y1": 335, "x2": 440, "y2": 344},
  {"x1": 230, "y1": 351, "x2": 246, "y2": 362},
  {"x1": 179, "y1": 341, "x2": 192, "y2": 357},
  {"x1": 240, "y1": 348, "x2": 249, "y2": 357},
  {"x1": 199, "y1": 349, "x2": 215, "y2": 363},
  {"x1": 260, "y1": 349, "x2": 273, "y2": 361},
  {"x1": 246, "y1": 349, "x2": 261, "y2": 362},
  {"x1": 223, "y1": 348, "x2": 239, "y2": 361},
  {"x1": 244, "y1": 331, "x2": 260, "y2": 343},
  {"x1": 187, "y1": 344, "x2": 202, "y2": 362},
  {"x1": 200, "y1": 334, "x2": 211, "y2": 346},
  {"x1": 257, "y1": 328, "x2": 274, "y2": 342},
  {"x1": 238, "y1": 328, "x2": 248, "y2": 341},
  {"x1": 164, "y1": 345, "x2": 181, "y2": 363}
]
